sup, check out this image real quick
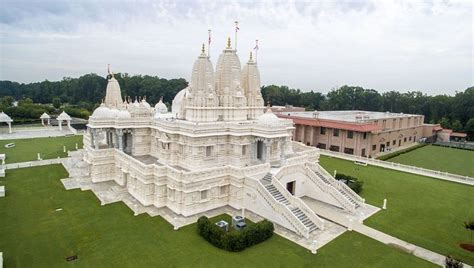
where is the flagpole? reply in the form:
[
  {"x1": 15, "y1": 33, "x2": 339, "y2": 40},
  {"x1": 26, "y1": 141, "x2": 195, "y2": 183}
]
[
  {"x1": 234, "y1": 21, "x2": 238, "y2": 50},
  {"x1": 208, "y1": 29, "x2": 211, "y2": 58},
  {"x1": 254, "y1": 39, "x2": 259, "y2": 64}
]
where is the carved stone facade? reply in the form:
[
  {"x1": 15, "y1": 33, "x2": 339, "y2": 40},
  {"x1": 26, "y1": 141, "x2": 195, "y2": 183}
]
[{"x1": 83, "y1": 38, "x2": 365, "y2": 238}]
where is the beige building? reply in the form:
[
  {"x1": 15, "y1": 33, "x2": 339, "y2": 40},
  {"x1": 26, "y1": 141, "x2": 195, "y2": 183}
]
[{"x1": 278, "y1": 110, "x2": 438, "y2": 157}]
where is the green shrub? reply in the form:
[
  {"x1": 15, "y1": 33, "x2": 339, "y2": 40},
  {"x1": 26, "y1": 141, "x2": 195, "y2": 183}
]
[
  {"x1": 197, "y1": 216, "x2": 274, "y2": 252},
  {"x1": 377, "y1": 144, "x2": 428, "y2": 161},
  {"x1": 335, "y1": 173, "x2": 364, "y2": 194}
]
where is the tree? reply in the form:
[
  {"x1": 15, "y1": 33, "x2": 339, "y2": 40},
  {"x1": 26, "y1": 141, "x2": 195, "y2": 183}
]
[
  {"x1": 451, "y1": 120, "x2": 463, "y2": 132},
  {"x1": 465, "y1": 118, "x2": 474, "y2": 140},
  {"x1": 52, "y1": 97, "x2": 61, "y2": 109},
  {"x1": 464, "y1": 221, "x2": 474, "y2": 244},
  {"x1": 439, "y1": 117, "x2": 451, "y2": 129}
]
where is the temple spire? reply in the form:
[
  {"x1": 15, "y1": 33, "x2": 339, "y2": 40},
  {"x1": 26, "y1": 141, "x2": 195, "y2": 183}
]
[{"x1": 226, "y1": 37, "x2": 231, "y2": 49}]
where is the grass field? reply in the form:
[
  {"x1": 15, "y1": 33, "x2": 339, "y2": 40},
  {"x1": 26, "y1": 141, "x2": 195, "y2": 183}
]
[
  {"x1": 388, "y1": 145, "x2": 474, "y2": 177},
  {"x1": 320, "y1": 156, "x2": 474, "y2": 265},
  {"x1": 0, "y1": 135, "x2": 83, "y2": 163},
  {"x1": 0, "y1": 165, "x2": 434, "y2": 267}
]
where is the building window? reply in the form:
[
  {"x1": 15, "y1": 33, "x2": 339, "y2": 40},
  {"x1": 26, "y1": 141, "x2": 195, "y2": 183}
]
[
  {"x1": 220, "y1": 185, "x2": 228, "y2": 195},
  {"x1": 242, "y1": 145, "x2": 247, "y2": 155},
  {"x1": 409, "y1": 136, "x2": 412, "y2": 141},
  {"x1": 347, "y1": 131, "x2": 354, "y2": 139},
  {"x1": 361, "y1": 148, "x2": 366, "y2": 157},
  {"x1": 372, "y1": 144, "x2": 376, "y2": 151},
  {"x1": 344, "y1": 147, "x2": 354, "y2": 154},
  {"x1": 317, "y1": 143, "x2": 326, "y2": 149},
  {"x1": 333, "y1": 129, "x2": 340, "y2": 137},
  {"x1": 329, "y1": 145, "x2": 340, "y2": 152},
  {"x1": 363, "y1": 132, "x2": 367, "y2": 139},
  {"x1": 404, "y1": 137, "x2": 407, "y2": 142},
  {"x1": 392, "y1": 140, "x2": 396, "y2": 145},
  {"x1": 206, "y1": 146, "x2": 212, "y2": 157},
  {"x1": 320, "y1": 127, "x2": 326, "y2": 135},
  {"x1": 201, "y1": 190, "x2": 208, "y2": 200},
  {"x1": 386, "y1": 141, "x2": 390, "y2": 147}
]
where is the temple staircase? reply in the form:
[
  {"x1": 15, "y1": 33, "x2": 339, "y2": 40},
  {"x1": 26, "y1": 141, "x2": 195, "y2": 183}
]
[
  {"x1": 305, "y1": 163, "x2": 365, "y2": 212},
  {"x1": 258, "y1": 173, "x2": 323, "y2": 237}
]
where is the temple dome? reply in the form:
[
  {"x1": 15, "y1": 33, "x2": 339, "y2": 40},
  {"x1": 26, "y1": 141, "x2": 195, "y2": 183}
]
[
  {"x1": 258, "y1": 108, "x2": 280, "y2": 125},
  {"x1": 215, "y1": 38, "x2": 242, "y2": 99},
  {"x1": 172, "y1": 88, "x2": 188, "y2": 118},
  {"x1": 91, "y1": 104, "x2": 111, "y2": 118},
  {"x1": 117, "y1": 109, "x2": 131, "y2": 119},
  {"x1": 140, "y1": 99, "x2": 151, "y2": 109},
  {"x1": 190, "y1": 47, "x2": 215, "y2": 93},
  {"x1": 155, "y1": 98, "x2": 168, "y2": 113},
  {"x1": 241, "y1": 52, "x2": 262, "y2": 101},
  {"x1": 109, "y1": 108, "x2": 119, "y2": 118},
  {"x1": 104, "y1": 76, "x2": 123, "y2": 107}
]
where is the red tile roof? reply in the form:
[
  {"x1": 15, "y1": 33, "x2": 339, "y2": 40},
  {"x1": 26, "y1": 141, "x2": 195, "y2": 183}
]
[
  {"x1": 450, "y1": 132, "x2": 467, "y2": 138},
  {"x1": 277, "y1": 114, "x2": 382, "y2": 132}
]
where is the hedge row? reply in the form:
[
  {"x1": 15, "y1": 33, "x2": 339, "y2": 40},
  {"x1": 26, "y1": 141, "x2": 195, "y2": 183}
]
[
  {"x1": 335, "y1": 173, "x2": 364, "y2": 194},
  {"x1": 433, "y1": 143, "x2": 474, "y2": 152},
  {"x1": 377, "y1": 143, "x2": 428, "y2": 161},
  {"x1": 197, "y1": 216, "x2": 274, "y2": 252}
]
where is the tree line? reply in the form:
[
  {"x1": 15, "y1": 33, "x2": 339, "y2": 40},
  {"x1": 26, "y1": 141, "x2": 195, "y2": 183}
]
[{"x1": 0, "y1": 74, "x2": 473, "y2": 138}]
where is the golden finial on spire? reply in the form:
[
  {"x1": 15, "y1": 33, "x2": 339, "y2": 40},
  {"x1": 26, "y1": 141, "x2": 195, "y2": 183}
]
[
  {"x1": 201, "y1": 43, "x2": 205, "y2": 54},
  {"x1": 227, "y1": 37, "x2": 231, "y2": 48}
]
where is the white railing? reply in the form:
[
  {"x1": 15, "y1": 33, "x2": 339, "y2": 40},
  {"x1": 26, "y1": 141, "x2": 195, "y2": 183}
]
[
  {"x1": 304, "y1": 165, "x2": 356, "y2": 212},
  {"x1": 307, "y1": 162, "x2": 365, "y2": 205},
  {"x1": 5, "y1": 158, "x2": 64, "y2": 170},
  {"x1": 271, "y1": 176, "x2": 325, "y2": 230},
  {"x1": 255, "y1": 180, "x2": 310, "y2": 238},
  {"x1": 319, "y1": 149, "x2": 474, "y2": 185}
]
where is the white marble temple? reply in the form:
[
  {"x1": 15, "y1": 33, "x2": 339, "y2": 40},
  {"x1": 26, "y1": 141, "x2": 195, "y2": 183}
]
[{"x1": 80, "y1": 36, "x2": 367, "y2": 240}]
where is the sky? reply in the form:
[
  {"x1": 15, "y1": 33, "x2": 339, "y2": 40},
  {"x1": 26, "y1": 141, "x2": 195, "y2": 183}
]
[{"x1": 0, "y1": 0, "x2": 472, "y2": 95}]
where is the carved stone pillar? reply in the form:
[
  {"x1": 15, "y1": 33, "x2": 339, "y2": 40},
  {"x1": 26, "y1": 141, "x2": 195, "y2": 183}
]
[
  {"x1": 116, "y1": 129, "x2": 124, "y2": 151},
  {"x1": 265, "y1": 139, "x2": 271, "y2": 163}
]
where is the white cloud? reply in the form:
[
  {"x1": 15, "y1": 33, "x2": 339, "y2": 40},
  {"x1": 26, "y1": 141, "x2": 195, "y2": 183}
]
[{"x1": 0, "y1": 0, "x2": 472, "y2": 95}]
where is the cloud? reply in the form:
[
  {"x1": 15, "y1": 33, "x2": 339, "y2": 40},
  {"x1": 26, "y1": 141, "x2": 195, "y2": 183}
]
[{"x1": 0, "y1": 0, "x2": 472, "y2": 95}]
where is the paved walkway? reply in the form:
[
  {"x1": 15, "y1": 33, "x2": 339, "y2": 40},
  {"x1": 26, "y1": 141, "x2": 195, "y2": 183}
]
[
  {"x1": 319, "y1": 149, "x2": 474, "y2": 186},
  {"x1": 0, "y1": 127, "x2": 76, "y2": 140},
  {"x1": 302, "y1": 196, "x2": 472, "y2": 267}
]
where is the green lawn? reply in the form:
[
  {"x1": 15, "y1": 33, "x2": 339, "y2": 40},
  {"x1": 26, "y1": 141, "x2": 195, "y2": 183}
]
[
  {"x1": 388, "y1": 145, "x2": 474, "y2": 177},
  {"x1": 0, "y1": 135, "x2": 83, "y2": 163},
  {"x1": 320, "y1": 156, "x2": 474, "y2": 265},
  {"x1": 0, "y1": 165, "x2": 433, "y2": 267}
]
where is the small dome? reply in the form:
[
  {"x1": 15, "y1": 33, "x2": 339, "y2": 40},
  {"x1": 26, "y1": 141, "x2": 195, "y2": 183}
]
[
  {"x1": 132, "y1": 100, "x2": 140, "y2": 108},
  {"x1": 117, "y1": 110, "x2": 131, "y2": 119},
  {"x1": 155, "y1": 98, "x2": 168, "y2": 113},
  {"x1": 40, "y1": 112, "x2": 50, "y2": 119},
  {"x1": 258, "y1": 108, "x2": 280, "y2": 125},
  {"x1": 91, "y1": 104, "x2": 112, "y2": 118},
  {"x1": 57, "y1": 111, "x2": 71, "y2": 121},
  {"x1": 0, "y1": 111, "x2": 12, "y2": 122},
  {"x1": 172, "y1": 88, "x2": 188, "y2": 117},
  {"x1": 109, "y1": 108, "x2": 119, "y2": 118},
  {"x1": 140, "y1": 99, "x2": 151, "y2": 109}
]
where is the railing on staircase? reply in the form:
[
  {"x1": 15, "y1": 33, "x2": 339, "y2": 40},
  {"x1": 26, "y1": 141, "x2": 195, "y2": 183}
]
[
  {"x1": 307, "y1": 162, "x2": 365, "y2": 205},
  {"x1": 255, "y1": 179, "x2": 310, "y2": 238},
  {"x1": 304, "y1": 165, "x2": 357, "y2": 212},
  {"x1": 270, "y1": 176, "x2": 325, "y2": 230}
]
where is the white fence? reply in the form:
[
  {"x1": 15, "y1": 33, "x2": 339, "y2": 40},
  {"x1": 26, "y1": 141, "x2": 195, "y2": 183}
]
[
  {"x1": 4, "y1": 158, "x2": 66, "y2": 170},
  {"x1": 318, "y1": 149, "x2": 474, "y2": 186}
]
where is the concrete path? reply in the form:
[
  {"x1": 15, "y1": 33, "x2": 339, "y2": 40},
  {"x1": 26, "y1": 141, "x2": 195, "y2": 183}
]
[
  {"x1": 302, "y1": 196, "x2": 472, "y2": 267},
  {"x1": 319, "y1": 149, "x2": 474, "y2": 186},
  {"x1": 0, "y1": 128, "x2": 76, "y2": 140}
]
